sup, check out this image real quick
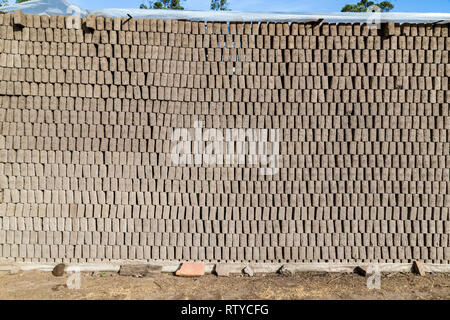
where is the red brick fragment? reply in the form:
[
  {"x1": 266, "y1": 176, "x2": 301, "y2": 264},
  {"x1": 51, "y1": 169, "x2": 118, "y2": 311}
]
[{"x1": 175, "y1": 262, "x2": 205, "y2": 277}]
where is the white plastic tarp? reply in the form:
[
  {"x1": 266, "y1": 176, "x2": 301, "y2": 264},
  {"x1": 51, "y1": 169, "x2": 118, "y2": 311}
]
[{"x1": 1, "y1": 0, "x2": 449, "y2": 24}]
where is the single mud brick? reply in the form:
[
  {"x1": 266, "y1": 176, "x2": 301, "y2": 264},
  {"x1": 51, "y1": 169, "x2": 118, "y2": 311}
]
[
  {"x1": 113, "y1": 17, "x2": 121, "y2": 31},
  {"x1": 412, "y1": 261, "x2": 425, "y2": 276},
  {"x1": 147, "y1": 19, "x2": 156, "y2": 32},
  {"x1": 48, "y1": 14, "x2": 57, "y2": 28},
  {"x1": 381, "y1": 22, "x2": 395, "y2": 37},
  {"x1": 85, "y1": 14, "x2": 96, "y2": 30},
  {"x1": 169, "y1": 20, "x2": 178, "y2": 34},
  {"x1": 52, "y1": 263, "x2": 66, "y2": 277},
  {"x1": 31, "y1": 14, "x2": 41, "y2": 28},
  {"x1": 13, "y1": 10, "x2": 26, "y2": 27},
  {"x1": 175, "y1": 262, "x2": 205, "y2": 277},
  {"x1": 95, "y1": 16, "x2": 104, "y2": 31},
  {"x1": 157, "y1": 19, "x2": 164, "y2": 32}
]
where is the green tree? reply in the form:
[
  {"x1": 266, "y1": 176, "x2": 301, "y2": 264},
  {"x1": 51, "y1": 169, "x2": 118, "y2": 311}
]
[
  {"x1": 342, "y1": 0, "x2": 394, "y2": 12},
  {"x1": 140, "y1": 0, "x2": 185, "y2": 10},
  {"x1": 211, "y1": 0, "x2": 230, "y2": 11},
  {"x1": 0, "y1": 0, "x2": 33, "y2": 5},
  {"x1": 377, "y1": 1, "x2": 394, "y2": 12}
]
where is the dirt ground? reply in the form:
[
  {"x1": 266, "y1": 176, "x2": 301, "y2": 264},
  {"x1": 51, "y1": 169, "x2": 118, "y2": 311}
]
[{"x1": 0, "y1": 270, "x2": 449, "y2": 300}]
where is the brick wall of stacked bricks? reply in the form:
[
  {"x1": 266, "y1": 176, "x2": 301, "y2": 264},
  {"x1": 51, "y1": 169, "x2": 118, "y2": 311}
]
[{"x1": 0, "y1": 11, "x2": 449, "y2": 264}]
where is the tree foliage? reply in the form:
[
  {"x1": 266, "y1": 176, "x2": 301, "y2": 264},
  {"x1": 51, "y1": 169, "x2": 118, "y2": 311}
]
[
  {"x1": 211, "y1": 0, "x2": 230, "y2": 11},
  {"x1": 342, "y1": 0, "x2": 394, "y2": 12},
  {"x1": 1, "y1": 0, "x2": 32, "y2": 7},
  {"x1": 140, "y1": 0, "x2": 184, "y2": 10}
]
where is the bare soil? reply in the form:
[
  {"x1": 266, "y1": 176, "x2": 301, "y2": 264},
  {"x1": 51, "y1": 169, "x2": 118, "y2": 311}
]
[{"x1": 0, "y1": 270, "x2": 449, "y2": 300}]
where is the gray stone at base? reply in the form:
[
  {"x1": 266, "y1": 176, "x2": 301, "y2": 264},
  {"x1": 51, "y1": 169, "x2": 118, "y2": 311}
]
[
  {"x1": 214, "y1": 263, "x2": 233, "y2": 277},
  {"x1": 353, "y1": 266, "x2": 367, "y2": 277},
  {"x1": 52, "y1": 263, "x2": 66, "y2": 277},
  {"x1": 278, "y1": 265, "x2": 295, "y2": 276},
  {"x1": 243, "y1": 266, "x2": 254, "y2": 277}
]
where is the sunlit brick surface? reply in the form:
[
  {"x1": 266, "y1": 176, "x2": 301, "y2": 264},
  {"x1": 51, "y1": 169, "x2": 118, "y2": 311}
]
[{"x1": 0, "y1": 12, "x2": 448, "y2": 264}]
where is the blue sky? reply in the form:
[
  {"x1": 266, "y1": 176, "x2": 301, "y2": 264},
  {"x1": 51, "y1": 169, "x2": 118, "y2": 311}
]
[{"x1": 70, "y1": 0, "x2": 450, "y2": 12}]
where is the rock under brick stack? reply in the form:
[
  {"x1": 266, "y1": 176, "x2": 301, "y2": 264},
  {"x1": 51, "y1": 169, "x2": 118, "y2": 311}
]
[{"x1": 0, "y1": 11, "x2": 449, "y2": 265}]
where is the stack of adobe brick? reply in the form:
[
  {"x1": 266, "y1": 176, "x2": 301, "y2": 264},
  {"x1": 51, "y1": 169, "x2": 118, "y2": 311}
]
[{"x1": 0, "y1": 11, "x2": 448, "y2": 264}]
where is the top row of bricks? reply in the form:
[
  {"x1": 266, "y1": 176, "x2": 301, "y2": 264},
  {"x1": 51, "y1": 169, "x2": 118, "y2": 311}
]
[{"x1": 6, "y1": 11, "x2": 449, "y2": 37}]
